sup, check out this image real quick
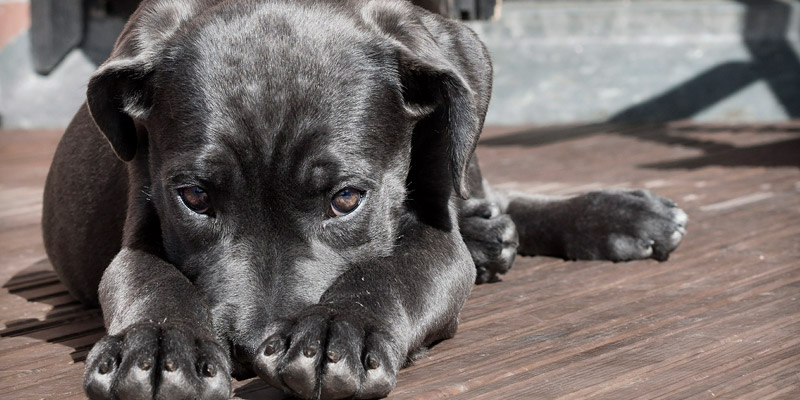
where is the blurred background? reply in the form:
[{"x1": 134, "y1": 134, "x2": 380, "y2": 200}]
[{"x1": 1, "y1": 0, "x2": 799, "y2": 129}]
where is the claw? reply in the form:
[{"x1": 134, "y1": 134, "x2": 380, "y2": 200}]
[
  {"x1": 327, "y1": 350, "x2": 340, "y2": 363},
  {"x1": 263, "y1": 336, "x2": 283, "y2": 356},
  {"x1": 303, "y1": 345, "x2": 318, "y2": 358},
  {"x1": 84, "y1": 328, "x2": 229, "y2": 400},
  {"x1": 670, "y1": 230, "x2": 684, "y2": 247},
  {"x1": 138, "y1": 359, "x2": 152, "y2": 371},
  {"x1": 98, "y1": 360, "x2": 112, "y2": 375},
  {"x1": 365, "y1": 353, "x2": 380, "y2": 370},
  {"x1": 201, "y1": 362, "x2": 217, "y2": 378}
]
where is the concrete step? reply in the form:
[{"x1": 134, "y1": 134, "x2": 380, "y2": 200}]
[
  {"x1": 2, "y1": 0, "x2": 799, "y2": 128},
  {"x1": 468, "y1": 0, "x2": 800, "y2": 125}
]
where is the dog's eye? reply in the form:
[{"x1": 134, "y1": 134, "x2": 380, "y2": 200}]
[
  {"x1": 178, "y1": 186, "x2": 212, "y2": 215},
  {"x1": 330, "y1": 188, "x2": 363, "y2": 217}
]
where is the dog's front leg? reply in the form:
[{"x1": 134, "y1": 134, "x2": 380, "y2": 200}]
[
  {"x1": 252, "y1": 224, "x2": 474, "y2": 400},
  {"x1": 500, "y1": 189, "x2": 688, "y2": 262},
  {"x1": 83, "y1": 248, "x2": 231, "y2": 400}
]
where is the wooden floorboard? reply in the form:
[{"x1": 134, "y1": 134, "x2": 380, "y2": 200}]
[{"x1": 1, "y1": 123, "x2": 798, "y2": 399}]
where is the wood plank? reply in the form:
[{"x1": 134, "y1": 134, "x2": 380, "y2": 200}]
[{"x1": 1, "y1": 123, "x2": 799, "y2": 399}]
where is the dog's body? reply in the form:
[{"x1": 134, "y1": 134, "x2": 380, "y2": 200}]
[{"x1": 42, "y1": 1, "x2": 687, "y2": 398}]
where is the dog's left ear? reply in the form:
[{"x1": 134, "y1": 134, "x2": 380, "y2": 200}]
[{"x1": 363, "y1": 2, "x2": 492, "y2": 200}]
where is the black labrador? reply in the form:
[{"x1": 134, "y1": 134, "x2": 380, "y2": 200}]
[{"x1": 42, "y1": 0, "x2": 688, "y2": 398}]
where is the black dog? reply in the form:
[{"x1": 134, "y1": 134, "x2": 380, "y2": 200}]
[{"x1": 42, "y1": 0, "x2": 688, "y2": 398}]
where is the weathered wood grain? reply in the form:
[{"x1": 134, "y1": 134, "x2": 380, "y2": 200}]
[{"x1": 1, "y1": 123, "x2": 798, "y2": 399}]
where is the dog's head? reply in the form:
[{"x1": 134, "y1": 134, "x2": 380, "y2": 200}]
[{"x1": 86, "y1": 0, "x2": 489, "y2": 362}]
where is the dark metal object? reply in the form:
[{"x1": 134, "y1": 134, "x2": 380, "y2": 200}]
[
  {"x1": 29, "y1": 0, "x2": 499, "y2": 75},
  {"x1": 29, "y1": 0, "x2": 83, "y2": 74},
  {"x1": 415, "y1": 0, "x2": 498, "y2": 20}
]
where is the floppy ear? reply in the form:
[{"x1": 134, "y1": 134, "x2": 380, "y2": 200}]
[
  {"x1": 84, "y1": 0, "x2": 206, "y2": 161},
  {"x1": 399, "y1": 50, "x2": 481, "y2": 200},
  {"x1": 363, "y1": 2, "x2": 493, "y2": 202},
  {"x1": 86, "y1": 59, "x2": 154, "y2": 161}
]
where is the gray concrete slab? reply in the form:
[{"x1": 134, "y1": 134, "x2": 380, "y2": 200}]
[
  {"x1": 1, "y1": 0, "x2": 799, "y2": 128},
  {"x1": 467, "y1": 0, "x2": 800, "y2": 125},
  {"x1": 0, "y1": 31, "x2": 94, "y2": 128}
]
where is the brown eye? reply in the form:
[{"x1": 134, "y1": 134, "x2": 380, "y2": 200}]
[
  {"x1": 178, "y1": 186, "x2": 212, "y2": 215},
  {"x1": 330, "y1": 188, "x2": 363, "y2": 217}
]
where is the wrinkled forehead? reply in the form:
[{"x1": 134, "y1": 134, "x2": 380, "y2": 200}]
[{"x1": 150, "y1": 2, "x2": 407, "y2": 180}]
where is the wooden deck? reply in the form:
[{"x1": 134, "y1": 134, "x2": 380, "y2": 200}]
[{"x1": 1, "y1": 123, "x2": 799, "y2": 399}]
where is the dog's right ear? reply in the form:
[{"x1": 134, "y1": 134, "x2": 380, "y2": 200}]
[
  {"x1": 85, "y1": 0, "x2": 205, "y2": 161},
  {"x1": 86, "y1": 59, "x2": 154, "y2": 162}
]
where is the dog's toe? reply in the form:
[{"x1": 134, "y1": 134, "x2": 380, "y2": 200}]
[
  {"x1": 84, "y1": 336, "x2": 122, "y2": 400},
  {"x1": 607, "y1": 235, "x2": 655, "y2": 261},
  {"x1": 319, "y1": 320, "x2": 363, "y2": 399},
  {"x1": 282, "y1": 355, "x2": 319, "y2": 399},
  {"x1": 461, "y1": 211, "x2": 519, "y2": 283},
  {"x1": 114, "y1": 328, "x2": 158, "y2": 399},
  {"x1": 254, "y1": 332, "x2": 289, "y2": 390},
  {"x1": 278, "y1": 314, "x2": 328, "y2": 399},
  {"x1": 460, "y1": 198, "x2": 501, "y2": 219},
  {"x1": 253, "y1": 305, "x2": 399, "y2": 400},
  {"x1": 320, "y1": 360, "x2": 360, "y2": 399},
  {"x1": 570, "y1": 190, "x2": 688, "y2": 262},
  {"x1": 670, "y1": 229, "x2": 684, "y2": 247},
  {"x1": 84, "y1": 324, "x2": 231, "y2": 400},
  {"x1": 356, "y1": 334, "x2": 396, "y2": 399},
  {"x1": 652, "y1": 206, "x2": 689, "y2": 261},
  {"x1": 673, "y1": 206, "x2": 688, "y2": 223}
]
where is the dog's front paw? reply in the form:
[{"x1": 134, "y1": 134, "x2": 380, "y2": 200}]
[
  {"x1": 84, "y1": 322, "x2": 231, "y2": 400},
  {"x1": 567, "y1": 189, "x2": 688, "y2": 261},
  {"x1": 253, "y1": 305, "x2": 401, "y2": 400},
  {"x1": 460, "y1": 199, "x2": 519, "y2": 284}
]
